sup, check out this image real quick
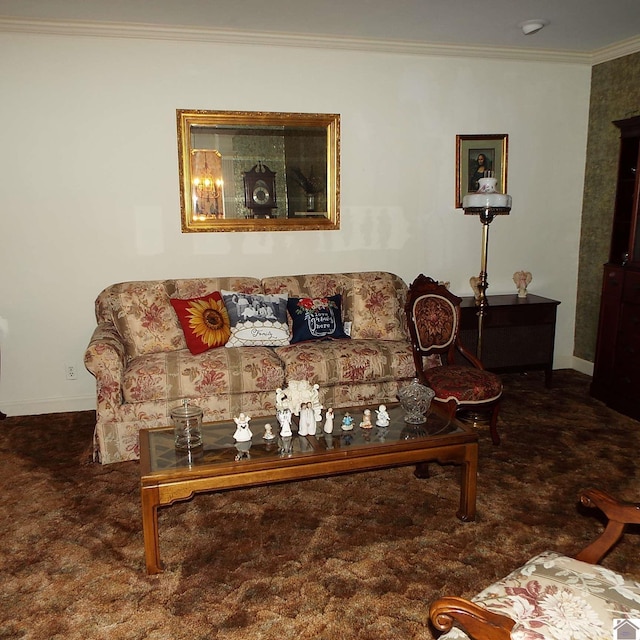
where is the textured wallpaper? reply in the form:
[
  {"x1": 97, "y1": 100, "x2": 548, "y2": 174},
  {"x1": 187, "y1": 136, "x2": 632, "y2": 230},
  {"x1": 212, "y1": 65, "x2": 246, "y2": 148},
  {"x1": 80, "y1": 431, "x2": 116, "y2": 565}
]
[{"x1": 574, "y1": 52, "x2": 640, "y2": 362}]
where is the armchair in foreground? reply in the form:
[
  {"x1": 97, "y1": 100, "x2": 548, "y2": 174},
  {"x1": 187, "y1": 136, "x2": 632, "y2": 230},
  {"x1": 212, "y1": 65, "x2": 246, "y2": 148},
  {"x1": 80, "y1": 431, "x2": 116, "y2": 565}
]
[{"x1": 429, "y1": 488, "x2": 640, "y2": 640}]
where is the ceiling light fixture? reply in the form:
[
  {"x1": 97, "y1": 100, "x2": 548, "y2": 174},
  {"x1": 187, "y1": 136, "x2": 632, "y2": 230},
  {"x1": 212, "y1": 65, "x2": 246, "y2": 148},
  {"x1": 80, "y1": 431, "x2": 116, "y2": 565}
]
[{"x1": 519, "y1": 19, "x2": 549, "y2": 36}]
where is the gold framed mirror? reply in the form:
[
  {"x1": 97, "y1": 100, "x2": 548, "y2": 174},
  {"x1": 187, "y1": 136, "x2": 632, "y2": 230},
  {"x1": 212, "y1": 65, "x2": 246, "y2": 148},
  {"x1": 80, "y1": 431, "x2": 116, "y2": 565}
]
[{"x1": 177, "y1": 109, "x2": 340, "y2": 232}]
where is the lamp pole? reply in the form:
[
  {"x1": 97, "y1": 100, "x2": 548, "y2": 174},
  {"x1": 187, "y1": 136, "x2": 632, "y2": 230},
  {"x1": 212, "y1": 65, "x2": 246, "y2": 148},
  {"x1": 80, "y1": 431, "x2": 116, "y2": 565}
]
[
  {"x1": 462, "y1": 175, "x2": 511, "y2": 361},
  {"x1": 471, "y1": 206, "x2": 509, "y2": 359}
]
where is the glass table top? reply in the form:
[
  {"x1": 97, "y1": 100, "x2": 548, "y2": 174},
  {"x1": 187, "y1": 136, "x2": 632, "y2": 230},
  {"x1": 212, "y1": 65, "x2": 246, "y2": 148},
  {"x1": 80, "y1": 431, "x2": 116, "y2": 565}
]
[{"x1": 144, "y1": 404, "x2": 466, "y2": 474}]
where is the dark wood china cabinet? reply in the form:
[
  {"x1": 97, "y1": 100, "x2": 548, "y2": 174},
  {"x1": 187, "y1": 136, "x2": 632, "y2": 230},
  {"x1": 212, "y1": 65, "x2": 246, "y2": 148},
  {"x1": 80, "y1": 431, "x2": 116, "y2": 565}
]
[{"x1": 591, "y1": 115, "x2": 640, "y2": 420}]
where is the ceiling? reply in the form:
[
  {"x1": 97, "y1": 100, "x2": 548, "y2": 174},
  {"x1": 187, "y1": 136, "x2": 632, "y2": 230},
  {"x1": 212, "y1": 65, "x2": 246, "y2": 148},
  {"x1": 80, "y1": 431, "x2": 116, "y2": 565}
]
[{"x1": 1, "y1": 0, "x2": 640, "y2": 56}]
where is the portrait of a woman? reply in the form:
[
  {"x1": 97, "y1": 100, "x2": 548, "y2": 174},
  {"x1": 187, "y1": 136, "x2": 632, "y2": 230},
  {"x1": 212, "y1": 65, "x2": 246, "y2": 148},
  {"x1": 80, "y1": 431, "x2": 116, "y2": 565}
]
[{"x1": 468, "y1": 151, "x2": 492, "y2": 192}]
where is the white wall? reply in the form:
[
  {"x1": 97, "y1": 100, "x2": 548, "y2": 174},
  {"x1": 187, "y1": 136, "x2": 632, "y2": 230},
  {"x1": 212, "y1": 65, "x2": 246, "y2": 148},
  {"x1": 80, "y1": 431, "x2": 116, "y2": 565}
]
[{"x1": 0, "y1": 30, "x2": 591, "y2": 415}]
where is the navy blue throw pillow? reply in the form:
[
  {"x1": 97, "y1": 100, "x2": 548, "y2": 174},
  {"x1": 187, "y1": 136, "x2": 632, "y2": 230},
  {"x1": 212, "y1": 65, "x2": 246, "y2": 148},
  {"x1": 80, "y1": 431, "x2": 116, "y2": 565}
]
[{"x1": 287, "y1": 295, "x2": 350, "y2": 344}]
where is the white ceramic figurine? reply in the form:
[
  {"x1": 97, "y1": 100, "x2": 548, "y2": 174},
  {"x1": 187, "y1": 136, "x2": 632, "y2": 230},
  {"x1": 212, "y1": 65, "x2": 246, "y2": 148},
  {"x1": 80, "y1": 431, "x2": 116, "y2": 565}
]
[
  {"x1": 233, "y1": 413, "x2": 252, "y2": 442},
  {"x1": 375, "y1": 404, "x2": 390, "y2": 427}
]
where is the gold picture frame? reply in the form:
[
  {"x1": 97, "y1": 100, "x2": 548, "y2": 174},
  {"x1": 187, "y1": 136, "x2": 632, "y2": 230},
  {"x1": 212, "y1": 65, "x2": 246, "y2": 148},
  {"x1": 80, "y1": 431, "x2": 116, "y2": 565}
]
[
  {"x1": 177, "y1": 109, "x2": 340, "y2": 232},
  {"x1": 455, "y1": 134, "x2": 509, "y2": 208}
]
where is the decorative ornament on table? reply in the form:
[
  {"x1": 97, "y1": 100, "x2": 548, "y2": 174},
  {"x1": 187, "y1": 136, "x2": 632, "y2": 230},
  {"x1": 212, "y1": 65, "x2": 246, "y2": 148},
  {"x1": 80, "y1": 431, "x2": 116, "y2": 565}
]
[
  {"x1": 375, "y1": 404, "x2": 390, "y2": 427},
  {"x1": 513, "y1": 270, "x2": 532, "y2": 298},
  {"x1": 324, "y1": 408, "x2": 335, "y2": 433},
  {"x1": 298, "y1": 402, "x2": 316, "y2": 436},
  {"x1": 171, "y1": 399, "x2": 203, "y2": 451},
  {"x1": 276, "y1": 408, "x2": 293, "y2": 437},
  {"x1": 233, "y1": 412, "x2": 252, "y2": 442},
  {"x1": 397, "y1": 378, "x2": 435, "y2": 424},
  {"x1": 359, "y1": 409, "x2": 373, "y2": 429},
  {"x1": 263, "y1": 423, "x2": 276, "y2": 440},
  {"x1": 341, "y1": 412, "x2": 354, "y2": 431},
  {"x1": 275, "y1": 380, "x2": 323, "y2": 418}
]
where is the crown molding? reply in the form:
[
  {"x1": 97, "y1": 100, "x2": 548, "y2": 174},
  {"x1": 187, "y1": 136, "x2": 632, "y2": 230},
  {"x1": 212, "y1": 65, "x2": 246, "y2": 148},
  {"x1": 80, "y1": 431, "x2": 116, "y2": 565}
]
[
  {"x1": 0, "y1": 16, "x2": 595, "y2": 64},
  {"x1": 590, "y1": 35, "x2": 640, "y2": 65},
  {"x1": 3, "y1": 16, "x2": 638, "y2": 65}
]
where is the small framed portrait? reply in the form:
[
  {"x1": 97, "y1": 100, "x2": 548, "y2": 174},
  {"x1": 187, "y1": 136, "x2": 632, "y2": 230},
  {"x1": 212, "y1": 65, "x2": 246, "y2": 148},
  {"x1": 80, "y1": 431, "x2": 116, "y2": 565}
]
[{"x1": 455, "y1": 134, "x2": 509, "y2": 208}]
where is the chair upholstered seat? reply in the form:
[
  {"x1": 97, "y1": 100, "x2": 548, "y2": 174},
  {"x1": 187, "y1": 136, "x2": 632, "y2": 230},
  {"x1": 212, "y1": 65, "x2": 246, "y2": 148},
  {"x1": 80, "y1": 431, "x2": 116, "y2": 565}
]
[{"x1": 426, "y1": 365, "x2": 503, "y2": 405}]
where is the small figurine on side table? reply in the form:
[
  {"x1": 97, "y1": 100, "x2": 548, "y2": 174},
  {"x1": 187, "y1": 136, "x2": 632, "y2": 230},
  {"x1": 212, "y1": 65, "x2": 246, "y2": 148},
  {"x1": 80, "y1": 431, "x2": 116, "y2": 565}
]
[
  {"x1": 375, "y1": 404, "x2": 390, "y2": 427},
  {"x1": 513, "y1": 270, "x2": 532, "y2": 298},
  {"x1": 359, "y1": 408, "x2": 373, "y2": 429},
  {"x1": 233, "y1": 413, "x2": 252, "y2": 442}
]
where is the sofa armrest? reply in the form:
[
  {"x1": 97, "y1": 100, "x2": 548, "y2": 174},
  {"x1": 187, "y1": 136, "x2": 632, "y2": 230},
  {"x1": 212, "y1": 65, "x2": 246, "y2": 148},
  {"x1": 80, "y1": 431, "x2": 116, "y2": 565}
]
[
  {"x1": 429, "y1": 596, "x2": 514, "y2": 640},
  {"x1": 84, "y1": 323, "x2": 126, "y2": 420}
]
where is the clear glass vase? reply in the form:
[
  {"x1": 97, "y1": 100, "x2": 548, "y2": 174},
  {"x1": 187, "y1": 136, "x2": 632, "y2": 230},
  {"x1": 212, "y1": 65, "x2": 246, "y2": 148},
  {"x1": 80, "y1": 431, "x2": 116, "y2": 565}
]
[{"x1": 398, "y1": 378, "x2": 435, "y2": 424}]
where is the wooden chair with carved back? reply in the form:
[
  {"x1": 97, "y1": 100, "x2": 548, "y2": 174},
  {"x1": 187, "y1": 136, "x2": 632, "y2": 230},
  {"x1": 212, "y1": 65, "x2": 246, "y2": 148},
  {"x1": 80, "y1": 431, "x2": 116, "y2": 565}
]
[{"x1": 405, "y1": 274, "x2": 503, "y2": 444}]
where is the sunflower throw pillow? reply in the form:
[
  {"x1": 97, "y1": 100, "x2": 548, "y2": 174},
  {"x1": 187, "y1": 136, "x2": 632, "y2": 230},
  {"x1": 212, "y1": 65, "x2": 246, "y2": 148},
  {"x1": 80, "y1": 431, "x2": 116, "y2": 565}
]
[
  {"x1": 221, "y1": 291, "x2": 290, "y2": 347},
  {"x1": 170, "y1": 292, "x2": 231, "y2": 354}
]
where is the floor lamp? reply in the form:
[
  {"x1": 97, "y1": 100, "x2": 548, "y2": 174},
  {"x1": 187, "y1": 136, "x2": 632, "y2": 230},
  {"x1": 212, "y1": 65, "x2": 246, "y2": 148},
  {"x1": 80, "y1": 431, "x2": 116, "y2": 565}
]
[{"x1": 462, "y1": 175, "x2": 512, "y2": 360}]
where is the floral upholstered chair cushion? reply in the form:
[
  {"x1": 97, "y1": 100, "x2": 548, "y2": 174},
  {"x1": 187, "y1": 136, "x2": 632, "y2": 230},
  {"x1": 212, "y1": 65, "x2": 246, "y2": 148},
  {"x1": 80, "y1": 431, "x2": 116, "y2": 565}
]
[{"x1": 440, "y1": 550, "x2": 640, "y2": 640}]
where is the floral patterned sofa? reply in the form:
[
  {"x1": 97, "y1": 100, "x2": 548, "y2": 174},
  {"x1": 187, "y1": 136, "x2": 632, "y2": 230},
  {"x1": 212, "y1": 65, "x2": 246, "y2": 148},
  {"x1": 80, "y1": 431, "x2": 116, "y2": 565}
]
[{"x1": 84, "y1": 271, "x2": 415, "y2": 464}]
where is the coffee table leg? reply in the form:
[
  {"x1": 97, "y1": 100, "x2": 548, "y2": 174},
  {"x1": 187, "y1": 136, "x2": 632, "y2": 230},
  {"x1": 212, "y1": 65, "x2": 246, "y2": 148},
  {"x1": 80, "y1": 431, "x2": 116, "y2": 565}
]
[
  {"x1": 141, "y1": 485, "x2": 162, "y2": 574},
  {"x1": 456, "y1": 442, "x2": 478, "y2": 522}
]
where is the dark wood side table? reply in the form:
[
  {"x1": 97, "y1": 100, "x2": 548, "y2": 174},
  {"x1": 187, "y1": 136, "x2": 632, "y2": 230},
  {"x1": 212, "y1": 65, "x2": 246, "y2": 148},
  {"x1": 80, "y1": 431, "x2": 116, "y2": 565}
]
[{"x1": 458, "y1": 294, "x2": 561, "y2": 387}]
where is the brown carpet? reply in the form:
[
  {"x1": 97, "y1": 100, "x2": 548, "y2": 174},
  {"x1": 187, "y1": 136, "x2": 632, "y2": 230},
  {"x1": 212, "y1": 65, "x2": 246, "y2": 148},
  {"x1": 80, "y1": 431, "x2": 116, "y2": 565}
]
[{"x1": 1, "y1": 370, "x2": 639, "y2": 640}]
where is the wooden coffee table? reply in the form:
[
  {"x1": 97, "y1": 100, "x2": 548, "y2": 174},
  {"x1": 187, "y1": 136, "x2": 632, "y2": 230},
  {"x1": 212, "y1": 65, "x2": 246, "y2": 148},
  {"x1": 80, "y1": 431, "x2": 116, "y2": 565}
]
[{"x1": 139, "y1": 404, "x2": 478, "y2": 574}]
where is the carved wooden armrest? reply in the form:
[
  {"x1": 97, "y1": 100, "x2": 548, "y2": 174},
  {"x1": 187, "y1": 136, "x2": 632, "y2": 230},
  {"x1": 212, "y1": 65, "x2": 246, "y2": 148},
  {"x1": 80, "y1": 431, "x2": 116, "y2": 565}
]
[
  {"x1": 429, "y1": 596, "x2": 515, "y2": 640},
  {"x1": 575, "y1": 487, "x2": 640, "y2": 564}
]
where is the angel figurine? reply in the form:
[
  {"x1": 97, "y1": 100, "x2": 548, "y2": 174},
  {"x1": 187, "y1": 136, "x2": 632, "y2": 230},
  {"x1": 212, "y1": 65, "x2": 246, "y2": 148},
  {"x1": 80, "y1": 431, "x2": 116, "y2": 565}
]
[
  {"x1": 513, "y1": 270, "x2": 532, "y2": 298},
  {"x1": 375, "y1": 404, "x2": 390, "y2": 427},
  {"x1": 233, "y1": 413, "x2": 252, "y2": 442}
]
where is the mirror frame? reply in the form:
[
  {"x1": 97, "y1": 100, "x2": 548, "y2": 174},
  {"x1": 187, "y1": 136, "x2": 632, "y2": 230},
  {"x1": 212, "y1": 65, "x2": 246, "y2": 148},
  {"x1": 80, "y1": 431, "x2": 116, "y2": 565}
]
[{"x1": 177, "y1": 109, "x2": 340, "y2": 232}]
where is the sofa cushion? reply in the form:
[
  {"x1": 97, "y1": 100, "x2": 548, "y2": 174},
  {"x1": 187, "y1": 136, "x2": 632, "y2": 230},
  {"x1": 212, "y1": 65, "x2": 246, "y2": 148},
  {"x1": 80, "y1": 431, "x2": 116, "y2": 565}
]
[
  {"x1": 350, "y1": 276, "x2": 406, "y2": 340},
  {"x1": 287, "y1": 294, "x2": 350, "y2": 343},
  {"x1": 122, "y1": 346, "x2": 286, "y2": 403},
  {"x1": 112, "y1": 282, "x2": 187, "y2": 359},
  {"x1": 440, "y1": 550, "x2": 640, "y2": 640},
  {"x1": 221, "y1": 291, "x2": 290, "y2": 347},
  {"x1": 274, "y1": 339, "x2": 414, "y2": 388},
  {"x1": 170, "y1": 292, "x2": 231, "y2": 354}
]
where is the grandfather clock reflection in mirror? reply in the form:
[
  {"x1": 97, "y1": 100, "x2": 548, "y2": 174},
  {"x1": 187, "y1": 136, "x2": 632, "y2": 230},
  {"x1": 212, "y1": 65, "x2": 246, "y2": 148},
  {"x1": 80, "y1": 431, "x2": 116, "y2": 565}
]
[
  {"x1": 243, "y1": 161, "x2": 277, "y2": 218},
  {"x1": 591, "y1": 115, "x2": 640, "y2": 420}
]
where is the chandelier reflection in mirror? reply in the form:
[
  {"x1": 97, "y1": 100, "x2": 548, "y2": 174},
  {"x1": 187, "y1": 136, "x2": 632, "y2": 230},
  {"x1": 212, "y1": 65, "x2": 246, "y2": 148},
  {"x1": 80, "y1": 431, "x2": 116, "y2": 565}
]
[{"x1": 191, "y1": 150, "x2": 224, "y2": 221}]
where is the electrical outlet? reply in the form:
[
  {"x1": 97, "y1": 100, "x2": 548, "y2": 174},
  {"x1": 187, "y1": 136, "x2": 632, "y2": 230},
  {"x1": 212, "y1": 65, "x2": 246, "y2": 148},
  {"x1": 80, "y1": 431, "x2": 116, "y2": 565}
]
[{"x1": 65, "y1": 364, "x2": 78, "y2": 380}]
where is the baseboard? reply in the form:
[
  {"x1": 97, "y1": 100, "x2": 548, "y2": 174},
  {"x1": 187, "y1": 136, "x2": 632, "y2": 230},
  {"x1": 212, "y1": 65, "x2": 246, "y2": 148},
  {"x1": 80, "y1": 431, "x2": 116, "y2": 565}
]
[
  {"x1": 570, "y1": 356, "x2": 594, "y2": 377},
  {"x1": 0, "y1": 395, "x2": 96, "y2": 417}
]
